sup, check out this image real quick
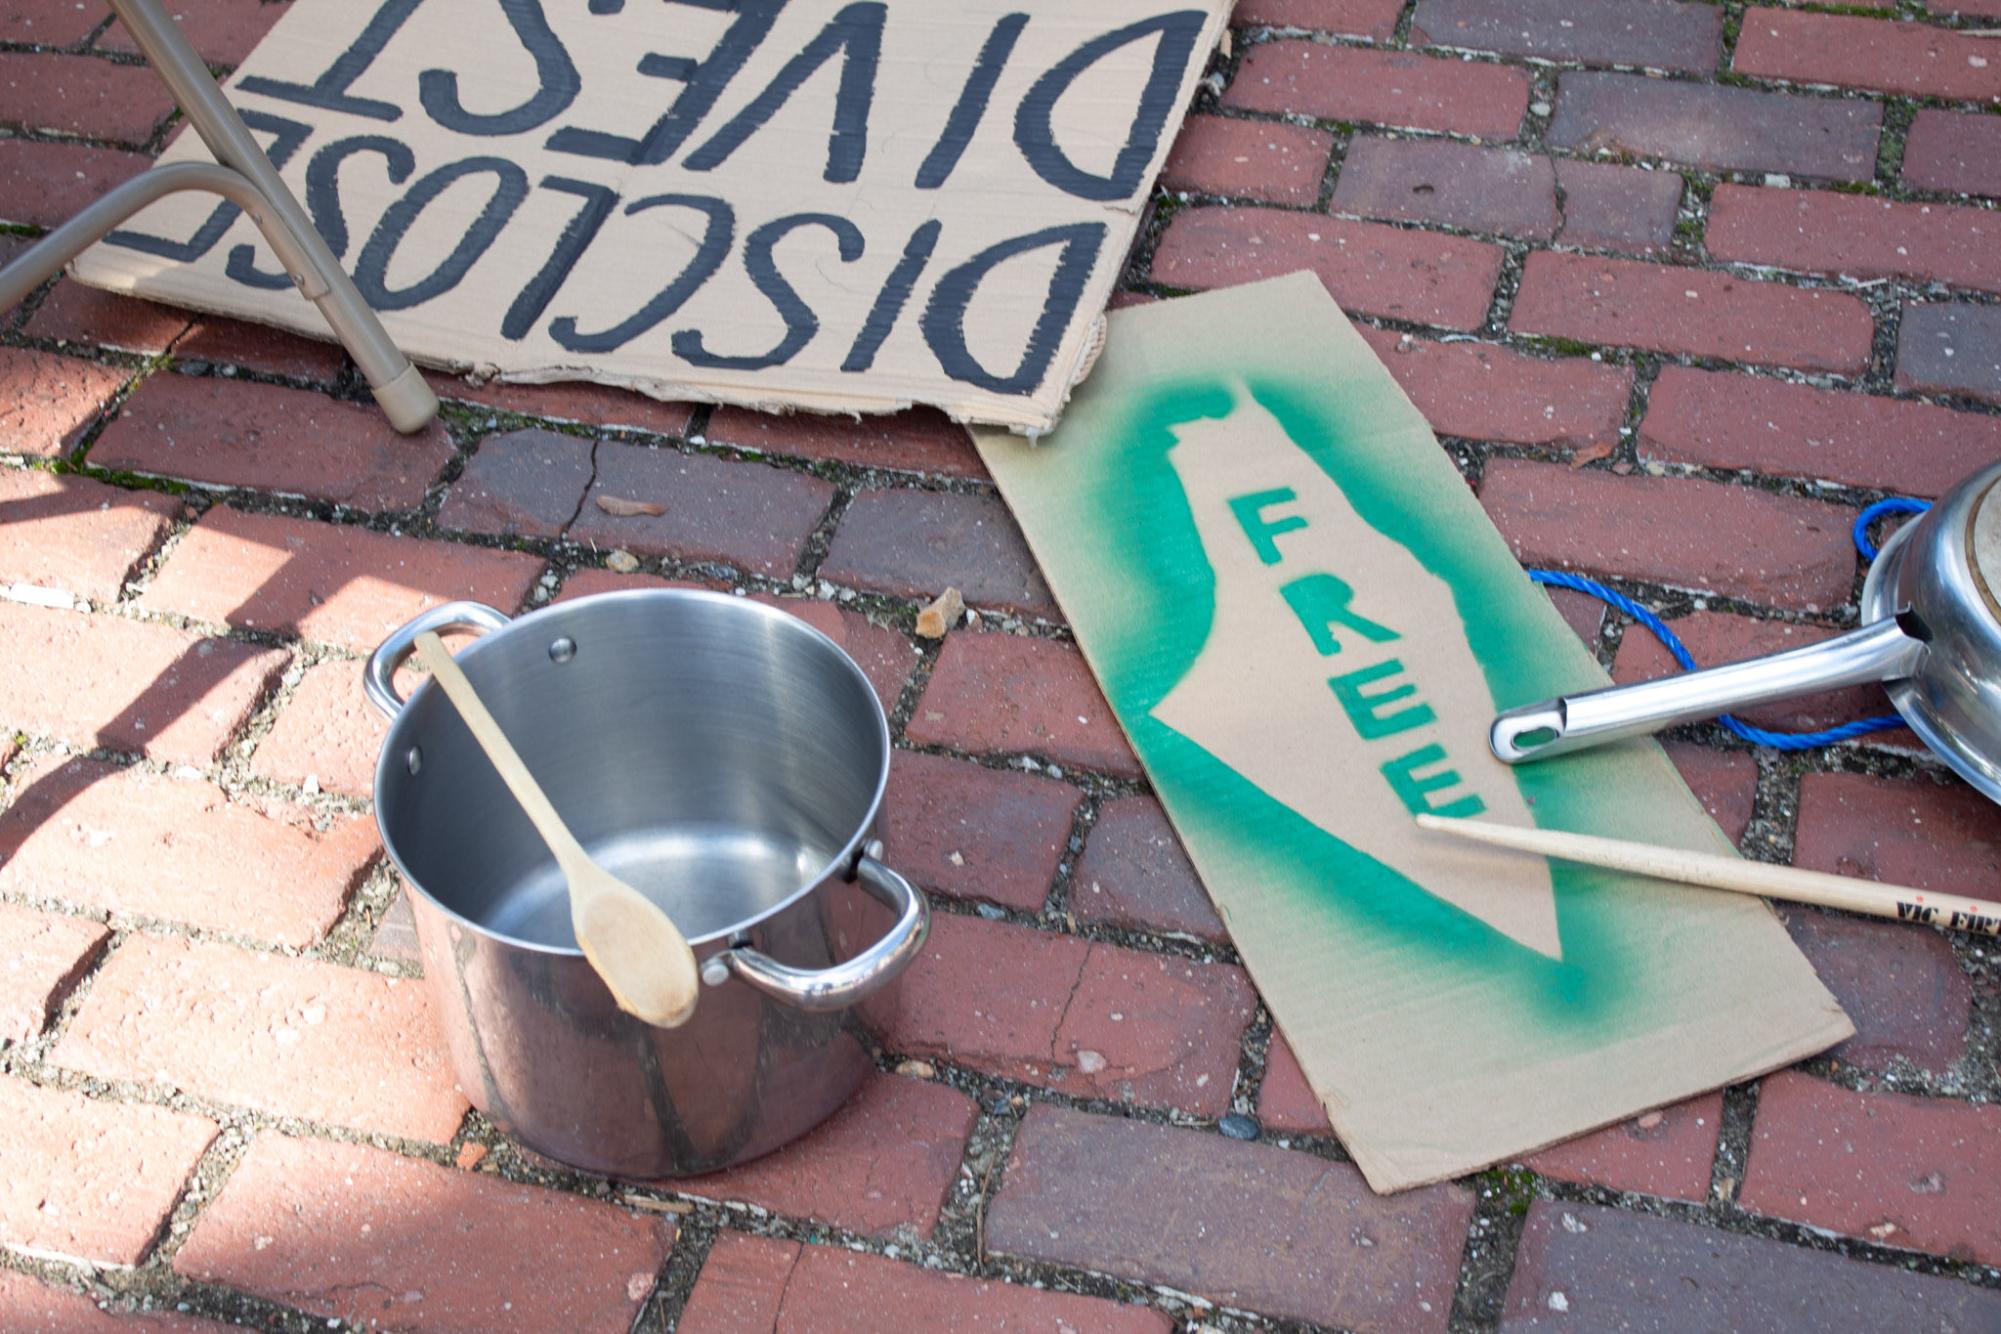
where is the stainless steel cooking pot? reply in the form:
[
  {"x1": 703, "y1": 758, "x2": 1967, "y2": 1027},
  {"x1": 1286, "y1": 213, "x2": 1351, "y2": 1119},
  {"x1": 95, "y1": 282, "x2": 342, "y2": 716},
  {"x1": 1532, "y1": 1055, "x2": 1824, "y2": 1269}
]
[
  {"x1": 1492, "y1": 457, "x2": 2001, "y2": 803},
  {"x1": 364, "y1": 590, "x2": 929, "y2": 1177}
]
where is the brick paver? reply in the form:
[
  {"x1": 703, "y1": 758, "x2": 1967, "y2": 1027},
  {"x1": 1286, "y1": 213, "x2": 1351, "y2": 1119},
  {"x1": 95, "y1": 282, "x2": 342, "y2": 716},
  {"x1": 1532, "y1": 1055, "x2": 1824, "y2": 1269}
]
[
  {"x1": 0, "y1": 1076, "x2": 217, "y2": 1265},
  {"x1": 1734, "y1": 10, "x2": 2001, "y2": 103},
  {"x1": 1904, "y1": 110, "x2": 2001, "y2": 199},
  {"x1": 680, "y1": 1232, "x2": 1173, "y2": 1333},
  {"x1": 0, "y1": 347, "x2": 129, "y2": 458},
  {"x1": 0, "y1": 1268, "x2": 230, "y2": 1332},
  {"x1": 249, "y1": 659, "x2": 387, "y2": 799},
  {"x1": 0, "y1": 138, "x2": 150, "y2": 229},
  {"x1": 675, "y1": 1074, "x2": 976, "y2": 1239},
  {"x1": 1897, "y1": 302, "x2": 2001, "y2": 406},
  {"x1": 1411, "y1": 0, "x2": 1721, "y2": 72},
  {"x1": 99, "y1": 0, "x2": 293, "y2": 65},
  {"x1": 1510, "y1": 253, "x2": 1874, "y2": 373},
  {"x1": 704, "y1": 406, "x2": 982, "y2": 478},
  {"x1": 141, "y1": 507, "x2": 543, "y2": 651},
  {"x1": 1225, "y1": 42, "x2": 1530, "y2": 139},
  {"x1": 29, "y1": 281, "x2": 190, "y2": 354},
  {"x1": 1235, "y1": 0, "x2": 1403, "y2": 37},
  {"x1": 1073, "y1": 794, "x2": 1228, "y2": 942},
  {"x1": 1793, "y1": 770, "x2": 2001, "y2": 896},
  {"x1": 1481, "y1": 461, "x2": 1858, "y2": 612},
  {"x1": 0, "y1": 51, "x2": 174, "y2": 144},
  {"x1": 54, "y1": 935, "x2": 469, "y2": 1142},
  {"x1": 821, "y1": 488, "x2": 1054, "y2": 618},
  {"x1": 1334, "y1": 138, "x2": 1558, "y2": 240},
  {"x1": 879, "y1": 750, "x2": 1078, "y2": 913},
  {"x1": 1503, "y1": 1199, "x2": 2001, "y2": 1330},
  {"x1": 427, "y1": 374, "x2": 696, "y2": 436},
  {"x1": 1641, "y1": 366, "x2": 2001, "y2": 498},
  {"x1": 0, "y1": 903, "x2": 108, "y2": 1044},
  {"x1": 178, "y1": 1135, "x2": 675, "y2": 1334},
  {"x1": 882, "y1": 914, "x2": 1253, "y2": 1114},
  {"x1": 1523, "y1": 1094, "x2": 1722, "y2": 1203},
  {"x1": 0, "y1": 0, "x2": 101, "y2": 45},
  {"x1": 1783, "y1": 911, "x2": 1972, "y2": 1077},
  {"x1": 1154, "y1": 208, "x2": 1503, "y2": 330},
  {"x1": 90, "y1": 375, "x2": 456, "y2": 511},
  {"x1": 1665, "y1": 742, "x2": 1757, "y2": 847},
  {"x1": 990, "y1": 1105, "x2": 1473, "y2": 1330},
  {"x1": 1258, "y1": 1033, "x2": 1331, "y2": 1134},
  {"x1": 0, "y1": 600, "x2": 286, "y2": 764},
  {"x1": 569, "y1": 443, "x2": 834, "y2": 577},
  {"x1": 1742, "y1": 1072, "x2": 2001, "y2": 1266},
  {"x1": 173, "y1": 316, "x2": 347, "y2": 384},
  {"x1": 1545, "y1": 75, "x2": 1881, "y2": 184},
  {"x1": 437, "y1": 427, "x2": 595, "y2": 539},
  {"x1": 0, "y1": 757, "x2": 374, "y2": 946},
  {"x1": 1358, "y1": 328, "x2": 1632, "y2": 448},
  {"x1": 0, "y1": 465, "x2": 175, "y2": 600},
  {"x1": 1163, "y1": 114, "x2": 1336, "y2": 206},
  {"x1": 910, "y1": 630, "x2": 1141, "y2": 778},
  {"x1": 1551, "y1": 159, "x2": 1683, "y2": 255},
  {"x1": 1708, "y1": 186, "x2": 2001, "y2": 296}
]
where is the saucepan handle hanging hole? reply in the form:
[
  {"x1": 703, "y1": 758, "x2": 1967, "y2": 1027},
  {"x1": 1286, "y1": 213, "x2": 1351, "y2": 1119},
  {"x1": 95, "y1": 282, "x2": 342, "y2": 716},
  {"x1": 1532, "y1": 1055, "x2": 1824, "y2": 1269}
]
[
  {"x1": 1895, "y1": 605, "x2": 1933, "y2": 644},
  {"x1": 363, "y1": 601, "x2": 515, "y2": 719},
  {"x1": 702, "y1": 857, "x2": 929, "y2": 1012}
]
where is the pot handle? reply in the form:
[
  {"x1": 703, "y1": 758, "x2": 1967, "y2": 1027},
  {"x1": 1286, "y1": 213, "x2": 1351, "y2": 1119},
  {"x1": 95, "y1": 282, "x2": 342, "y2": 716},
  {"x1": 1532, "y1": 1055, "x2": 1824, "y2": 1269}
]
[
  {"x1": 364, "y1": 600, "x2": 514, "y2": 719},
  {"x1": 701, "y1": 853, "x2": 930, "y2": 1013},
  {"x1": 1490, "y1": 616, "x2": 1926, "y2": 764}
]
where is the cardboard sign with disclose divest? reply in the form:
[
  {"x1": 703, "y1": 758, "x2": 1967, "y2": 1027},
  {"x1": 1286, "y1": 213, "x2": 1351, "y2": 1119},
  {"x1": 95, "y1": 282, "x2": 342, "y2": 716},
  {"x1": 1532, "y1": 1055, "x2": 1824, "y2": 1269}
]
[{"x1": 72, "y1": 0, "x2": 1231, "y2": 431}]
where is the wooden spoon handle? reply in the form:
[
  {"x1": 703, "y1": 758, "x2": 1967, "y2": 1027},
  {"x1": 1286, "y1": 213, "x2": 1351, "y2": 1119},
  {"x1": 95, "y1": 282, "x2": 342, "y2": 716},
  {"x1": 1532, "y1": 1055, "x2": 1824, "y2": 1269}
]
[{"x1": 411, "y1": 631, "x2": 589, "y2": 874}]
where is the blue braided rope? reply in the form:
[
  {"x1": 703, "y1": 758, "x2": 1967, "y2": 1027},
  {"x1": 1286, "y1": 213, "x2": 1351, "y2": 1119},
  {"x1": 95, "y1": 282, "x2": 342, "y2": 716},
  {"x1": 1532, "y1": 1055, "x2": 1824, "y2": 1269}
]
[
  {"x1": 1852, "y1": 496, "x2": 1932, "y2": 561},
  {"x1": 1526, "y1": 568, "x2": 1907, "y2": 750}
]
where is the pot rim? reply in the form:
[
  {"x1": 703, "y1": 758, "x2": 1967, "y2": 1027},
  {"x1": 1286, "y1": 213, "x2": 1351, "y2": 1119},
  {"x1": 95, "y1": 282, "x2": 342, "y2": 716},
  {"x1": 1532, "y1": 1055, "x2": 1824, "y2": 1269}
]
[{"x1": 371, "y1": 587, "x2": 893, "y2": 956}]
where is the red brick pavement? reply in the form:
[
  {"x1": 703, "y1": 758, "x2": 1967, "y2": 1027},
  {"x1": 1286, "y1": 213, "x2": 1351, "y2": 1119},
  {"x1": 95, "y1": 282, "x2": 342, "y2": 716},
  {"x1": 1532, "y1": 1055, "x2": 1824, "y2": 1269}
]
[{"x1": 0, "y1": 3, "x2": 1997, "y2": 1328}]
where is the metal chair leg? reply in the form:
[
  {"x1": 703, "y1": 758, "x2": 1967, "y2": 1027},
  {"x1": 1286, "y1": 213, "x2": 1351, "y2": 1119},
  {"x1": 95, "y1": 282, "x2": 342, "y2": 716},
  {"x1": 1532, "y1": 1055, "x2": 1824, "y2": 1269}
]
[{"x1": 0, "y1": 0, "x2": 438, "y2": 432}]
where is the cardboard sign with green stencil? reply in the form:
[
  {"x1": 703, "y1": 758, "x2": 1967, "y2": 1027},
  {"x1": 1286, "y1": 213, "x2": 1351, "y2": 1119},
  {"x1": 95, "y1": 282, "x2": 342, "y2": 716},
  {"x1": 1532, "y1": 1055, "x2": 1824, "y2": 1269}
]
[{"x1": 974, "y1": 274, "x2": 1851, "y2": 1192}]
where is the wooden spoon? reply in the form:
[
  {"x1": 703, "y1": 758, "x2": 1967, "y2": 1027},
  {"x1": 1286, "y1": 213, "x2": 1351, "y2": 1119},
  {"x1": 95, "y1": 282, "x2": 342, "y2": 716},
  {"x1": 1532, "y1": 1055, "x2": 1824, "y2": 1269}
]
[{"x1": 412, "y1": 631, "x2": 700, "y2": 1027}]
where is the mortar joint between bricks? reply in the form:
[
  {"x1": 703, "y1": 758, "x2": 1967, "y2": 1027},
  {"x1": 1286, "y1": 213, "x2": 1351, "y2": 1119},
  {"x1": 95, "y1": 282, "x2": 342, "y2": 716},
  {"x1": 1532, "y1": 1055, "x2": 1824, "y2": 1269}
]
[
  {"x1": 55, "y1": 351, "x2": 176, "y2": 471},
  {"x1": 1035, "y1": 793, "x2": 1099, "y2": 924},
  {"x1": 1481, "y1": 240, "x2": 1535, "y2": 338},
  {"x1": 1229, "y1": 1003, "x2": 1274, "y2": 1121},
  {"x1": 1785, "y1": 1032, "x2": 1986, "y2": 1103},
  {"x1": 932, "y1": 1100, "x2": 1025, "y2": 1267},
  {"x1": 158, "y1": 349, "x2": 350, "y2": 404},
  {"x1": 634, "y1": 1212, "x2": 720, "y2": 1334},
  {"x1": 1449, "y1": 1166, "x2": 1535, "y2": 1330},
  {"x1": 792, "y1": 482, "x2": 857, "y2": 585},
  {"x1": 0, "y1": 119, "x2": 160, "y2": 156},
  {"x1": 890, "y1": 738, "x2": 1147, "y2": 802},
  {"x1": 923, "y1": 888, "x2": 1242, "y2": 970}
]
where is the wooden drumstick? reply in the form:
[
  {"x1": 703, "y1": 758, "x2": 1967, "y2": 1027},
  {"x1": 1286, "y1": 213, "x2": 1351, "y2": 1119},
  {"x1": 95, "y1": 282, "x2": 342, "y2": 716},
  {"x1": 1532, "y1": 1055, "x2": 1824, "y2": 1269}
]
[{"x1": 1415, "y1": 814, "x2": 2001, "y2": 938}]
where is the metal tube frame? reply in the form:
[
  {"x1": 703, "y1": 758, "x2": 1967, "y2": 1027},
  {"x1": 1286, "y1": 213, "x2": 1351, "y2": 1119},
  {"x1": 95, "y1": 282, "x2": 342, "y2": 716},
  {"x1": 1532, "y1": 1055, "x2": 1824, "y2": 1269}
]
[{"x1": 0, "y1": 0, "x2": 437, "y2": 433}]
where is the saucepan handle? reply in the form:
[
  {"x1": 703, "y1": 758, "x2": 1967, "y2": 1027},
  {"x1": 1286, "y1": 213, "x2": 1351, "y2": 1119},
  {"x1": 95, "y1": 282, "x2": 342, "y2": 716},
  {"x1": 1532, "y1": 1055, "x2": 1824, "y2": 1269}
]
[
  {"x1": 364, "y1": 601, "x2": 514, "y2": 719},
  {"x1": 1491, "y1": 616, "x2": 1926, "y2": 763},
  {"x1": 702, "y1": 854, "x2": 930, "y2": 1012}
]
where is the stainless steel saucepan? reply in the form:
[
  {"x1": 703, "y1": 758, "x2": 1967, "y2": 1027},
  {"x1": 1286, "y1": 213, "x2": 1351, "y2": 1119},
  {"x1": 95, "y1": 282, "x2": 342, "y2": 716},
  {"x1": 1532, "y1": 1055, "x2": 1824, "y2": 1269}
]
[
  {"x1": 1491, "y1": 458, "x2": 2001, "y2": 802},
  {"x1": 365, "y1": 589, "x2": 929, "y2": 1177}
]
